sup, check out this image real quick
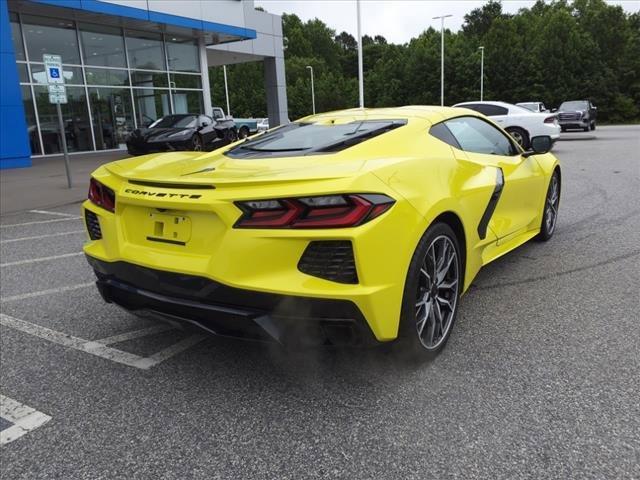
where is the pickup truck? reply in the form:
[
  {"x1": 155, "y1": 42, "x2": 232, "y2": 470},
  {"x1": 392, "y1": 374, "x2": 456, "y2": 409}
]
[
  {"x1": 555, "y1": 100, "x2": 597, "y2": 132},
  {"x1": 210, "y1": 107, "x2": 268, "y2": 139}
]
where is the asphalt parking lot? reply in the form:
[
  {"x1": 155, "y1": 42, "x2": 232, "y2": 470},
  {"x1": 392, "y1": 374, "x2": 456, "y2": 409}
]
[{"x1": 1, "y1": 125, "x2": 639, "y2": 479}]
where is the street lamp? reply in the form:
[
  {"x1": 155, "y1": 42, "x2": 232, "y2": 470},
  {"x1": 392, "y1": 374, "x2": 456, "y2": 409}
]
[
  {"x1": 478, "y1": 46, "x2": 484, "y2": 101},
  {"x1": 357, "y1": 0, "x2": 364, "y2": 108},
  {"x1": 306, "y1": 65, "x2": 315, "y2": 115},
  {"x1": 432, "y1": 14, "x2": 452, "y2": 106}
]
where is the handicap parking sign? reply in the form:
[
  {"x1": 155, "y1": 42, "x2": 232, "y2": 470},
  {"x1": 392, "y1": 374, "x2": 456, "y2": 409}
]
[{"x1": 49, "y1": 67, "x2": 60, "y2": 79}]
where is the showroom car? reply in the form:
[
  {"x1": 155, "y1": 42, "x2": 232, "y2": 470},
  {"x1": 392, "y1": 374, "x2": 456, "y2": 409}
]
[
  {"x1": 83, "y1": 106, "x2": 560, "y2": 357},
  {"x1": 126, "y1": 113, "x2": 236, "y2": 155},
  {"x1": 556, "y1": 100, "x2": 597, "y2": 132},
  {"x1": 454, "y1": 100, "x2": 560, "y2": 148}
]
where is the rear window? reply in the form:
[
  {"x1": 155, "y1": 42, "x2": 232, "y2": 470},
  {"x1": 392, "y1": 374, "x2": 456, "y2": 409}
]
[
  {"x1": 460, "y1": 104, "x2": 508, "y2": 117},
  {"x1": 226, "y1": 119, "x2": 406, "y2": 158}
]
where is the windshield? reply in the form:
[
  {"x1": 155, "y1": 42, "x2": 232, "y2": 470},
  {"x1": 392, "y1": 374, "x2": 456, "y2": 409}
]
[
  {"x1": 226, "y1": 119, "x2": 406, "y2": 157},
  {"x1": 148, "y1": 115, "x2": 198, "y2": 129},
  {"x1": 560, "y1": 101, "x2": 588, "y2": 110}
]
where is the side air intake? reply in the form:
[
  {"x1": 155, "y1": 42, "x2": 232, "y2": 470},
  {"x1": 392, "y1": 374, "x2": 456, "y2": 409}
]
[{"x1": 298, "y1": 241, "x2": 358, "y2": 284}]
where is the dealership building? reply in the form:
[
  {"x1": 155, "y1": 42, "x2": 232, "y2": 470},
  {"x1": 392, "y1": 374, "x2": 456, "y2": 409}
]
[{"x1": 0, "y1": 0, "x2": 288, "y2": 169}]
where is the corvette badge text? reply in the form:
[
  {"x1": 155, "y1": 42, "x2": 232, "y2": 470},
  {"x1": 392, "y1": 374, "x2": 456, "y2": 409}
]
[{"x1": 124, "y1": 189, "x2": 202, "y2": 199}]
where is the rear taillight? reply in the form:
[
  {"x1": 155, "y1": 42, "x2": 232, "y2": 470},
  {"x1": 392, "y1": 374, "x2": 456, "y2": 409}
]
[
  {"x1": 544, "y1": 115, "x2": 557, "y2": 124},
  {"x1": 234, "y1": 194, "x2": 395, "y2": 229},
  {"x1": 88, "y1": 178, "x2": 116, "y2": 212}
]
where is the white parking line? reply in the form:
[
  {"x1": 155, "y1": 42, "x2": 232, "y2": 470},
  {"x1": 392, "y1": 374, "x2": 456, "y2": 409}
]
[
  {"x1": 0, "y1": 230, "x2": 85, "y2": 244},
  {"x1": 0, "y1": 314, "x2": 205, "y2": 370},
  {"x1": 95, "y1": 325, "x2": 173, "y2": 345},
  {"x1": 0, "y1": 283, "x2": 95, "y2": 303},
  {"x1": 0, "y1": 394, "x2": 52, "y2": 446},
  {"x1": 29, "y1": 209, "x2": 78, "y2": 218},
  {"x1": 0, "y1": 217, "x2": 81, "y2": 229},
  {"x1": 0, "y1": 252, "x2": 83, "y2": 267}
]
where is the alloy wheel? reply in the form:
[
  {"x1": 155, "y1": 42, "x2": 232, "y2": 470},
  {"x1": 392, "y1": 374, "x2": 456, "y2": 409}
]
[
  {"x1": 509, "y1": 130, "x2": 525, "y2": 146},
  {"x1": 545, "y1": 174, "x2": 560, "y2": 234},
  {"x1": 414, "y1": 235, "x2": 459, "y2": 349}
]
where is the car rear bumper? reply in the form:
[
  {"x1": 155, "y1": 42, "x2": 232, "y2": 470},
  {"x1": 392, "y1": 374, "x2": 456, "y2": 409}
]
[{"x1": 87, "y1": 256, "x2": 378, "y2": 347}]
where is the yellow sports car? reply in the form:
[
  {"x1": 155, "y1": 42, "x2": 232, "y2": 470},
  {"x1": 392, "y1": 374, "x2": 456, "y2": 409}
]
[{"x1": 83, "y1": 106, "x2": 560, "y2": 357}]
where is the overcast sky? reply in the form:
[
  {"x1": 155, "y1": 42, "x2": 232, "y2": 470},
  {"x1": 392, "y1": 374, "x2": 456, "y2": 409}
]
[{"x1": 254, "y1": 0, "x2": 640, "y2": 44}]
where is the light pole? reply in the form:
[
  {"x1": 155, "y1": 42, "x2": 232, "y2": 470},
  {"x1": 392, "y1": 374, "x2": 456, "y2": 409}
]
[
  {"x1": 432, "y1": 14, "x2": 452, "y2": 106},
  {"x1": 223, "y1": 65, "x2": 231, "y2": 117},
  {"x1": 478, "y1": 46, "x2": 484, "y2": 101},
  {"x1": 356, "y1": 0, "x2": 364, "y2": 108},
  {"x1": 306, "y1": 65, "x2": 316, "y2": 114}
]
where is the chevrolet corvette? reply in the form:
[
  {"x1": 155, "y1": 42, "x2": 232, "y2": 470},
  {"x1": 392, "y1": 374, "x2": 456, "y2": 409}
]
[{"x1": 83, "y1": 106, "x2": 561, "y2": 357}]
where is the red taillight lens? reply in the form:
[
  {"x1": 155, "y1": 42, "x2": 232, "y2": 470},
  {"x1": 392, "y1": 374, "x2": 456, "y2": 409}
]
[
  {"x1": 88, "y1": 178, "x2": 116, "y2": 212},
  {"x1": 234, "y1": 194, "x2": 394, "y2": 229},
  {"x1": 544, "y1": 115, "x2": 557, "y2": 124}
]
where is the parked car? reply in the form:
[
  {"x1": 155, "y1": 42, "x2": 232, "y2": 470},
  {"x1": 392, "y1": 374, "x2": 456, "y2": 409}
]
[
  {"x1": 84, "y1": 106, "x2": 561, "y2": 357},
  {"x1": 516, "y1": 102, "x2": 549, "y2": 113},
  {"x1": 453, "y1": 101, "x2": 560, "y2": 148},
  {"x1": 126, "y1": 113, "x2": 236, "y2": 155},
  {"x1": 232, "y1": 118, "x2": 259, "y2": 139},
  {"x1": 556, "y1": 100, "x2": 597, "y2": 132}
]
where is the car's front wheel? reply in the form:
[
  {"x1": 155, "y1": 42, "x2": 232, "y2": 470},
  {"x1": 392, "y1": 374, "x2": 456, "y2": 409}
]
[
  {"x1": 191, "y1": 135, "x2": 203, "y2": 151},
  {"x1": 536, "y1": 170, "x2": 561, "y2": 241},
  {"x1": 397, "y1": 222, "x2": 462, "y2": 359}
]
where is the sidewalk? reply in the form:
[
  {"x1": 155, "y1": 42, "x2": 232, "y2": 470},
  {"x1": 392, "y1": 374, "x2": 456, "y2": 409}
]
[{"x1": 0, "y1": 151, "x2": 128, "y2": 215}]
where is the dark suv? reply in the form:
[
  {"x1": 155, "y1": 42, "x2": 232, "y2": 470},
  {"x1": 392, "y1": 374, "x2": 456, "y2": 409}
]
[{"x1": 556, "y1": 100, "x2": 597, "y2": 132}]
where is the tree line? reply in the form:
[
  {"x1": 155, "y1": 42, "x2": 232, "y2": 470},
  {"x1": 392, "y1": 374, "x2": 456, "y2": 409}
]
[{"x1": 210, "y1": 0, "x2": 640, "y2": 123}]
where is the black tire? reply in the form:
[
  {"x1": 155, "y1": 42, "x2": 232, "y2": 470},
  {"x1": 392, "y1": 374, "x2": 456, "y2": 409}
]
[
  {"x1": 506, "y1": 127, "x2": 530, "y2": 149},
  {"x1": 239, "y1": 126, "x2": 250, "y2": 139},
  {"x1": 191, "y1": 135, "x2": 203, "y2": 151},
  {"x1": 536, "y1": 170, "x2": 561, "y2": 241},
  {"x1": 394, "y1": 222, "x2": 463, "y2": 360},
  {"x1": 560, "y1": 126, "x2": 567, "y2": 133},
  {"x1": 591, "y1": 121, "x2": 596, "y2": 131}
]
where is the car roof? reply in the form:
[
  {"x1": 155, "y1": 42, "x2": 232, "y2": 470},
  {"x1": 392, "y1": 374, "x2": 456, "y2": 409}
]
[
  {"x1": 302, "y1": 106, "x2": 473, "y2": 125},
  {"x1": 454, "y1": 100, "x2": 514, "y2": 108}
]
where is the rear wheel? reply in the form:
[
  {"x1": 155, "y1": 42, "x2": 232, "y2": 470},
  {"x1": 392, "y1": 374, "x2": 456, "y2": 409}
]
[
  {"x1": 536, "y1": 170, "x2": 561, "y2": 241},
  {"x1": 506, "y1": 127, "x2": 530, "y2": 149},
  {"x1": 590, "y1": 121, "x2": 596, "y2": 131},
  {"x1": 239, "y1": 126, "x2": 250, "y2": 139},
  {"x1": 396, "y1": 223, "x2": 462, "y2": 359}
]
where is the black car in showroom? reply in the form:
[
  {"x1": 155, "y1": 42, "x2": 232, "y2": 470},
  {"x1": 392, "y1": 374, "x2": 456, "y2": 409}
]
[
  {"x1": 557, "y1": 100, "x2": 597, "y2": 132},
  {"x1": 126, "y1": 114, "x2": 237, "y2": 155}
]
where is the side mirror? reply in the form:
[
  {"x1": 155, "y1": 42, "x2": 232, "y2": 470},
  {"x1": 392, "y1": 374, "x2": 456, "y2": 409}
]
[
  {"x1": 551, "y1": 108, "x2": 558, "y2": 113},
  {"x1": 200, "y1": 120, "x2": 211, "y2": 128},
  {"x1": 522, "y1": 136, "x2": 552, "y2": 157}
]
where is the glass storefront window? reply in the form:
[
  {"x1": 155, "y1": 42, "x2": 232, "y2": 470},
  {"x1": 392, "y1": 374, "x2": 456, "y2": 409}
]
[
  {"x1": 133, "y1": 89, "x2": 171, "y2": 127},
  {"x1": 172, "y1": 90, "x2": 203, "y2": 114},
  {"x1": 169, "y1": 73, "x2": 202, "y2": 90},
  {"x1": 166, "y1": 36, "x2": 200, "y2": 73},
  {"x1": 131, "y1": 70, "x2": 168, "y2": 88},
  {"x1": 88, "y1": 88, "x2": 134, "y2": 150},
  {"x1": 34, "y1": 86, "x2": 93, "y2": 154},
  {"x1": 22, "y1": 86, "x2": 42, "y2": 155},
  {"x1": 10, "y1": 11, "x2": 207, "y2": 155},
  {"x1": 80, "y1": 24, "x2": 126, "y2": 68},
  {"x1": 85, "y1": 68, "x2": 129, "y2": 86},
  {"x1": 22, "y1": 15, "x2": 80, "y2": 65},
  {"x1": 10, "y1": 13, "x2": 25, "y2": 61},
  {"x1": 30, "y1": 64, "x2": 84, "y2": 85},
  {"x1": 126, "y1": 31, "x2": 165, "y2": 71}
]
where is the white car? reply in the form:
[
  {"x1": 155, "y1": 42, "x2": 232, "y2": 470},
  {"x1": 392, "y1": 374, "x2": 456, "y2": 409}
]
[
  {"x1": 453, "y1": 101, "x2": 560, "y2": 148},
  {"x1": 516, "y1": 101, "x2": 549, "y2": 113}
]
